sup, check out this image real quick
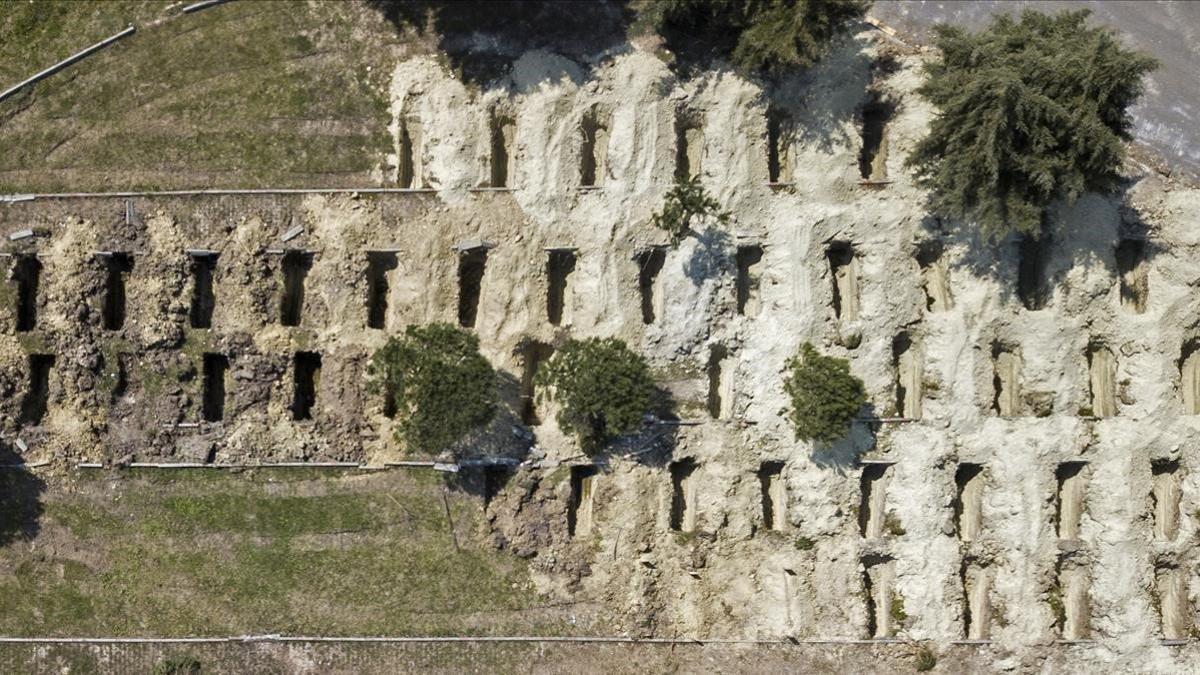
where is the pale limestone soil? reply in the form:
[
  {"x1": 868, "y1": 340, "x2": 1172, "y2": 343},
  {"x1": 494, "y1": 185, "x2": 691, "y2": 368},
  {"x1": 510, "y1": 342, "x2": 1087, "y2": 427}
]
[{"x1": 2, "y1": 28, "x2": 1200, "y2": 671}]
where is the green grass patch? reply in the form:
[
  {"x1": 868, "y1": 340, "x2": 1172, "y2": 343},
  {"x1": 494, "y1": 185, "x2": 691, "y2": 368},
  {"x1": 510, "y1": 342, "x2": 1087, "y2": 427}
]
[
  {"x1": 0, "y1": 0, "x2": 397, "y2": 191},
  {"x1": 0, "y1": 471, "x2": 542, "y2": 636}
]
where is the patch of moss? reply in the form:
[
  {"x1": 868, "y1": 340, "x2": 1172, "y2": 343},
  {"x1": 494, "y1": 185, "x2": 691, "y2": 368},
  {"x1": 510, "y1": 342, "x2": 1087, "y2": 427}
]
[
  {"x1": 914, "y1": 644, "x2": 936, "y2": 672},
  {"x1": 1047, "y1": 587, "x2": 1065, "y2": 629},
  {"x1": 15, "y1": 331, "x2": 50, "y2": 354},
  {"x1": 890, "y1": 594, "x2": 907, "y2": 624},
  {"x1": 794, "y1": 535, "x2": 815, "y2": 551}
]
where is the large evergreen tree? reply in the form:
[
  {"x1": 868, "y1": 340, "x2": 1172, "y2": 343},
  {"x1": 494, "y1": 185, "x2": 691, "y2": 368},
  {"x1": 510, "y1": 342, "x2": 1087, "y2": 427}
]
[
  {"x1": 536, "y1": 337, "x2": 656, "y2": 453},
  {"x1": 369, "y1": 323, "x2": 497, "y2": 454},
  {"x1": 650, "y1": 0, "x2": 869, "y2": 76},
  {"x1": 907, "y1": 10, "x2": 1157, "y2": 238}
]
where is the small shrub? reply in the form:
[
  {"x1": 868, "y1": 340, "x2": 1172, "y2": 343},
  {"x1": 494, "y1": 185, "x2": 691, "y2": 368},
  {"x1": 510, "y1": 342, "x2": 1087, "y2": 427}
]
[
  {"x1": 368, "y1": 322, "x2": 497, "y2": 454},
  {"x1": 536, "y1": 337, "x2": 656, "y2": 452},
  {"x1": 155, "y1": 655, "x2": 201, "y2": 675},
  {"x1": 883, "y1": 512, "x2": 906, "y2": 537},
  {"x1": 794, "y1": 535, "x2": 815, "y2": 551},
  {"x1": 907, "y1": 10, "x2": 1157, "y2": 238},
  {"x1": 914, "y1": 645, "x2": 937, "y2": 672},
  {"x1": 783, "y1": 342, "x2": 867, "y2": 443},
  {"x1": 650, "y1": 178, "x2": 729, "y2": 246}
]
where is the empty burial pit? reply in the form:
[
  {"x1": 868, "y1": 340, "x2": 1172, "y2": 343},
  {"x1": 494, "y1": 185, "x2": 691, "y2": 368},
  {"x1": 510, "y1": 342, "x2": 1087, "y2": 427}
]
[
  {"x1": 674, "y1": 110, "x2": 703, "y2": 182},
  {"x1": 366, "y1": 252, "x2": 398, "y2": 330},
  {"x1": 953, "y1": 463, "x2": 985, "y2": 541},
  {"x1": 279, "y1": 250, "x2": 312, "y2": 327},
  {"x1": 482, "y1": 465, "x2": 511, "y2": 510},
  {"x1": 12, "y1": 255, "x2": 41, "y2": 332},
  {"x1": 489, "y1": 112, "x2": 516, "y2": 188},
  {"x1": 706, "y1": 344, "x2": 730, "y2": 419},
  {"x1": 1057, "y1": 566, "x2": 1091, "y2": 640},
  {"x1": 636, "y1": 247, "x2": 666, "y2": 324},
  {"x1": 110, "y1": 353, "x2": 129, "y2": 404},
  {"x1": 100, "y1": 252, "x2": 133, "y2": 330},
  {"x1": 546, "y1": 249, "x2": 576, "y2": 326},
  {"x1": 1151, "y1": 460, "x2": 1182, "y2": 541},
  {"x1": 758, "y1": 461, "x2": 786, "y2": 531},
  {"x1": 457, "y1": 247, "x2": 488, "y2": 328},
  {"x1": 568, "y1": 465, "x2": 599, "y2": 537},
  {"x1": 1017, "y1": 233, "x2": 1050, "y2": 310},
  {"x1": 862, "y1": 556, "x2": 897, "y2": 638},
  {"x1": 1181, "y1": 340, "x2": 1200, "y2": 414},
  {"x1": 1055, "y1": 462, "x2": 1087, "y2": 541},
  {"x1": 735, "y1": 244, "x2": 763, "y2": 316},
  {"x1": 579, "y1": 107, "x2": 609, "y2": 187},
  {"x1": 766, "y1": 108, "x2": 793, "y2": 183},
  {"x1": 858, "y1": 92, "x2": 895, "y2": 181},
  {"x1": 892, "y1": 332, "x2": 922, "y2": 419},
  {"x1": 188, "y1": 252, "x2": 217, "y2": 329},
  {"x1": 201, "y1": 353, "x2": 228, "y2": 423},
  {"x1": 290, "y1": 351, "x2": 321, "y2": 421},
  {"x1": 826, "y1": 242, "x2": 859, "y2": 321},
  {"x1": 991, "y1": 344, "x2": 1022, "y2": 416},
  {"x1": 519, "y1": 340, "x2": 553, "y2": 425},
  {"x1": 669, "y1": 458, "x2": 698, "y2": 532},
  {"x1": 1157, "y1": 566, "x2": 1190, "y2": 639},
  {"x1": 397, "y1": 115, "x2": 423, "y2": 188},
  {"x1": 19, "y1": 354, "x2": 54, "y2": 426},
  {"x1": 915, "y1": 241, "x2": 952, "y2": 312},
  {"x1": 962, "y1": 563, "x2": 991, "y2": 639},
  {"x1": 1087, "y1": 342, "x2": 1117, "y2": 417},
  {"x1": 1115, "y1": 238, "x2": 1148, "y2": 313},
  {"x1": 859, "y1": 463, "x2": 892, "y2": 539}
]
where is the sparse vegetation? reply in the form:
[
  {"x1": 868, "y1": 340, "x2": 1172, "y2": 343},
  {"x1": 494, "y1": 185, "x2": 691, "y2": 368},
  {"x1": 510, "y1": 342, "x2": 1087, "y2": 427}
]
[
  {"x1": 1047, "y1": 587, "x2": 1066, "y2": 629},
  {"x1": 369, "y1": 323, "x2": 497, "y2": 455},
  {"x1": 794, "y1": 535, "x2": 815, "y2": 551},
  {"x1": 907, "y1": 10, "x2": 1157, "y2": 238},
  {"x1": 154, "y1": 655, "x2": 201, "y2": 675},
  {"x1": 536, "y1": 337, "x2": 656, "y2": 452},
  {"x1": 0, "y1": 1, "x2": 393, "y2": 192},
  {"x1": 783, "y1": 342, "x2": 867, "y2": 443},
  {"x1": 651, "y1": 178, "x2": 730, "y2": 246},
  {"x1": 914, "y1": 644, "x2": 937, "y2": 672},
  {"x1": 891, "y1": 594, "x2": 908, "y2": 623},
  {"x1": 0, "y1": 469, "x2": 539, "y2": 637},
  {"x1": 647, "y1": 0, "x2": 869, "y2": 76}
]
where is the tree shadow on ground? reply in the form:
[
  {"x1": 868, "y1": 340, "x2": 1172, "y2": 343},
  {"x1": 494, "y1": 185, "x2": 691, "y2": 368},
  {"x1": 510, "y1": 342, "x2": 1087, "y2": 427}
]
[
  {"x1": 440, "y1": 368, "x2": 533, "y2": 499},
  {"x1": 683, "y1": 224, "x2": 733, "y2": 285},
  {"x1": 810, "y1": 403, "x2": 877, "y2": 475},
  {"x1": 599, "y1": 384, "x2": 681, "y2": 469},
  {"x1": 934, "y1": 175, "x2": 1162, "y2": 311},
  {"x1": 367, "y1": 0, "x2": 635, "y2": 87},
  {"x1": 769, "y1": 31, "x2": 876, "y2": 155},
  {"x1": 0, "y1": 444, "x2": 45, "y2": 546}
]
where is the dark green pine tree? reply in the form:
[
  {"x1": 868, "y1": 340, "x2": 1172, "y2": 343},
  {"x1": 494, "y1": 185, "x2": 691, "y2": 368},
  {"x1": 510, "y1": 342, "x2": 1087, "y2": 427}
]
[
  {"x1": 535, "y1": 337, "x2": 656, "y2": 454},
  {"x1": 907, "y1": 10, "x2": 1157, "y2": 238},
  {"x1": 651, "y1": 0, "x2": 870, "y2": 76},
  {"x1": 368, "y1": 322, "x2": 497, "y2": 455},
  {"x1": 783, "y1": 342, "x2": 866, "y2": 444}
]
